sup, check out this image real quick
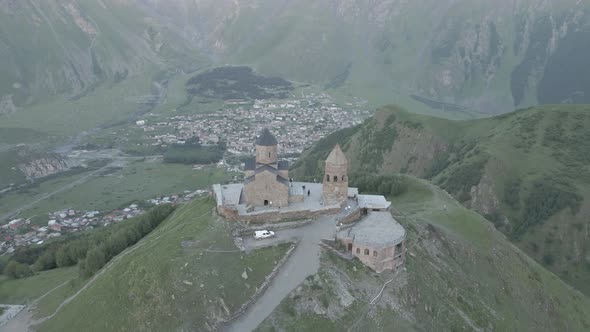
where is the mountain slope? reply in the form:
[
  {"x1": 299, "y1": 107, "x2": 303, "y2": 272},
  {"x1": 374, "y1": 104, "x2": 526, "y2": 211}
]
[
  {"x1": 34, "y1": 198, "x2": 291, "y2": 332},
  {"x1": 0, "y1": 0, "x2": 208, "y2": 107},
  {"x1": 258, "y1": 177, "x2": 590, "y2": 331},
  {"x1": 291, "y1": 104, "x2": 590, "y2": 295},
  {"x1": 160, "y1": 0, "x2": 590, "y2": 114},
  {"x1": 2, "y1": 0, "x2": 590, "y2": 118}
]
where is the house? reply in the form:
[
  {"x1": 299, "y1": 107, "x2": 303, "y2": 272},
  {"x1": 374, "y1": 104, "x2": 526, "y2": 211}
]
[
  {"x1": 336, "y1": 211, "x2": 405, "y2": 273},
  {"x1": 356, "y1": 194, "x2": 391, "y2": 214}
]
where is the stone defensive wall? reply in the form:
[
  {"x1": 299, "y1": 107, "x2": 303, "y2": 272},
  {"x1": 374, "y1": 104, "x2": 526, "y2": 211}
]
[{"x1": 217, "y1": 205, "x2": 341, "y2": 223}]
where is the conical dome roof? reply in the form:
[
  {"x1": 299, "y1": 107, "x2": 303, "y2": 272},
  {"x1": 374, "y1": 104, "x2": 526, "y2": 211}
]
[
  {"x1": 326, "y1": 144, "x2": 348, "y2": 166},
  {"x1": 255, "y1": 128, "x2": 278, "y2": 146}
]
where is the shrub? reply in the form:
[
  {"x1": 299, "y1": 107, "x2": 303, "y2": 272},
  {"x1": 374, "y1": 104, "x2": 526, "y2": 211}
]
[
  {"x1": 3, "y1": 261, "x2": 33, "y2": 279},
  {"x1": 350, "y1": 173, "x2": 408, "y2": 197},
  {"x1": 503, "y1": 178, "x2": 522, "y2": 209},
  {"x1": 512, "y1": 179, "x2": 582, "y2": 238}
]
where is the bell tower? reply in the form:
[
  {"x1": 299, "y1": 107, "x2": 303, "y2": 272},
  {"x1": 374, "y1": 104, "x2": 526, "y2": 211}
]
[
  {"x1": 322, "y1": 144, "x2": 348, "y2": 205},
  {"x1": 255, "y1": 128, "x2": 278, "y2": 166}
]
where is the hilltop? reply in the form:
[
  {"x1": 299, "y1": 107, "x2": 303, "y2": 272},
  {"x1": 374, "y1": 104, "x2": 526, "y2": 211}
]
[
  {"x1": 258, "y1": 177, "x2": 590, "y2": 331},
  {"x1": 291, "y1": 104, "x2": 590, "y2": 294}
]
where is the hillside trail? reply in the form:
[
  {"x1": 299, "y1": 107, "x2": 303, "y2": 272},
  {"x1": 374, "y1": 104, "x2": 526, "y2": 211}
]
[
  {"x1": 0, "y1": 206, "x2": 199, "y2": 332},
  {"x1": 0, "y1": 239, "x2": 146, "y2": 332},
  {"x1": 0, "y1": 280, "x2": 72, "y2": 332}
]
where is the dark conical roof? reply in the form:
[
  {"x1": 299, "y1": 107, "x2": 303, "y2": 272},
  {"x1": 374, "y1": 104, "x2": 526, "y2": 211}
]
[{"x1": 256, "y1": 128, "x2": 278, "y2": 146}]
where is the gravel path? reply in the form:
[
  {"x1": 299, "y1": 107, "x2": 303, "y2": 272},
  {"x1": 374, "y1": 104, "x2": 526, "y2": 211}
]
[{"x1": 226, "y1": 214, "x2": 339, "y2": 332}]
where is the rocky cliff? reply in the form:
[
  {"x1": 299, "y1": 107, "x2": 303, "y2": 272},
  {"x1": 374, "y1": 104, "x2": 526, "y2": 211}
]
[{"x1": 17, "y1": 155, "x2": 71, "y2": 180}]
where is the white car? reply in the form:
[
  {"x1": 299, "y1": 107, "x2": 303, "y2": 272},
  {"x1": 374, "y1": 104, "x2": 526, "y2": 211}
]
[{"x1": 254, "y1": 230, "x2": 275, "y2": 240}]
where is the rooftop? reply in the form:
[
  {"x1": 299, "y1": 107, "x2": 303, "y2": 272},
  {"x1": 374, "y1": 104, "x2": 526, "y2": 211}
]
[
  {"x1": 215, "y1": 182, "x2": 359, "y2": 217},
  {"x1": 357, "y1": 194, "x2": 391, "y2": 210},
  {"x1": 326, "y1": 144, "x2": 348, "y2": 166},
  {"x1": 255, "y1": 128, "x2": 278, "y2": 146},
  {"x1": 244, "y1": 158, "x2": 255, "y2": 170},
  {"x1": 338, "y1": 212, "x2": 405, "y2": 248},
  {"x1": 278, "y1": 160, "x2": 289, "y2": 170}
]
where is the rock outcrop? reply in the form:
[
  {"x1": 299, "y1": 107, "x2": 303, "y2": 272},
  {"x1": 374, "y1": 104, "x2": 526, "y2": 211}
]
[{"x1": 18, "y1": 155, "x2": 71, "y2": 180}]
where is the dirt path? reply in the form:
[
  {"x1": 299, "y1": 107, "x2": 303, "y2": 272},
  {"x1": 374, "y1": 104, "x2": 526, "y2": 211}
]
[
  {"x1": 0, "y1": 216, "x2": 161, "y2": 332},
  {"x1": 0, "y1": 280, "x2": 72, "y2": 332},
  {"x1": 226, "y1": 214, "x2": 339, "y2": 332}
]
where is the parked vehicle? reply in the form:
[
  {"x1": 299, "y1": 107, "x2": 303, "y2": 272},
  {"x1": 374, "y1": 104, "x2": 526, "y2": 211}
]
[{"x1": 254, "y1": 230, "x2": 275, "y2": 240}]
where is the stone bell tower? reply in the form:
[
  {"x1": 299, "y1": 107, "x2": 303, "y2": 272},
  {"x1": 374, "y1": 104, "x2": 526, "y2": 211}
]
[
  {"x1": 255, "y1": 128, "x2": 278, "y2": 166},
  {"x1": 322, "y1": 144, "x2": 348, "y2": 205}
]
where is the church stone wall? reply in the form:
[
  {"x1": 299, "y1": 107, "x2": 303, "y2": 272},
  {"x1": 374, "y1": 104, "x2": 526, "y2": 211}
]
[
  {"x1": 278, "y1": 169, "x2": 288, "y2": 179},
  {"x1": 226, "y1": 206, "x2": 341, "y2": 223},
  {"x1": 244, "y1": 170, "x2": 288, "y2": 207},
  {"x1": 256, "y1": 145, "x2": 278, "y2": 165}
]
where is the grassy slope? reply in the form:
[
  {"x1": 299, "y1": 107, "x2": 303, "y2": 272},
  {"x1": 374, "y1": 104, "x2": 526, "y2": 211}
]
[
  {"x1": 36, "y1": 198, "x2": 290, "y2": 332},
  {"x1": 291, "y1": 104, "x2": 590, "y2": 295},
  {"x1": 0, "y1": 267, "x2": 77, "y2": 304},
  {"x1": 258, "y1": 177, "x2": 590, "y2": 331}
]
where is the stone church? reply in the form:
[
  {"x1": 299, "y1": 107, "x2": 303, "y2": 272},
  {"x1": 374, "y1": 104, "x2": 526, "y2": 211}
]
[
  {"x1": 242, "y1": 129, "x2": 348, "y2": 208},
  {"x1": 243, "y1": 129, "x2": 290, "y2": 207}
]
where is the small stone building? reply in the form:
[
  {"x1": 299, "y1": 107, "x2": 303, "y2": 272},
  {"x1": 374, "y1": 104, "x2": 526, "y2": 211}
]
[
  {"x1": 322, "y1": 144, "x2": 348, "y2": 205},
  {"x1": 243, "y1": 129, "x2": 290, "y2": 207},
  {"x1": 357, "y1": 194, "x2": 392, "y2": 215},
  {"x1": 336, "y1": 211, "x2": 405, "y2": 273}
]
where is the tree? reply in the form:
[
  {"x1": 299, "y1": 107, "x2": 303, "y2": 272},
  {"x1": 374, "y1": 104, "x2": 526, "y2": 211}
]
[
  {"x1": 32, "y1": 251, "x2": 56, "y2": 272},
  {"x1": 56, "y1": 246, "x2": 75, "y2": 267},
  {"x1": 83, "y1": 247, "x2": 106, "y2": 277},
  {"x1": 4, "y1": 261, "x2": 33, "y2": 279}
]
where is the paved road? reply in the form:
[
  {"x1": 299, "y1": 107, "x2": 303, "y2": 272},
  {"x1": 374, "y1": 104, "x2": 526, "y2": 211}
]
[{"x1": 226, "y1": 214, "x2": 340, "y2": 332}]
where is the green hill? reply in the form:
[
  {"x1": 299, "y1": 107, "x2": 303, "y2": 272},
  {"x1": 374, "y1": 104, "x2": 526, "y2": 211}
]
[
  {"x1": 31, "y1": 198, "x2": 291, "y2": 332},
  {"x1": 291, "y1": 104, "x2": 590, "y2": 295},
  {"x1": 258, "y1": 177, "x2": 590, "y2": 331}
]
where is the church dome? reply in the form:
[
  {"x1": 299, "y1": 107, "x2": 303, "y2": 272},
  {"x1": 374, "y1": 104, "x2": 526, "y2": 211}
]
[{"x1": 255, "y1": 128, "x2": 278, "y2": 146}]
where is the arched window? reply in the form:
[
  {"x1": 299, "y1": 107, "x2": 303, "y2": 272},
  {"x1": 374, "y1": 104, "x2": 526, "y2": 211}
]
[
  {"x1": 356, "y1": 248, "x2": 360, "y2": 254},
  {"x1": 333, "y1": 175, "x2": 338, "y2": 182},
  {"x1": 373, "y1": 250, "x2": 378, "y2": 257},
  {"x1": 342, "y1": 175, "x2": 346, "y2": 181},
  {"x1": 364, "y1": 248, "x2": 369, "y2": 255},
  {"x1": 326, "y1": 174, "x2": 330, "y2": 182},
  {"x1": 268, "y1": 152, "x2": 271, "y2": 158}
]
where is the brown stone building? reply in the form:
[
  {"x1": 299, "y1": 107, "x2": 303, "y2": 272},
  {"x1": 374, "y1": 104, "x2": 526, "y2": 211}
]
[
  {"x1": 322, "y1": 144, "x2": 348, "y2": 205},
  {"x1": 336, "y1": 211, "x2": 405, "y2": 273},
  {"x1": 243, "y1": 129, "x2": 290, "y2": 207}
]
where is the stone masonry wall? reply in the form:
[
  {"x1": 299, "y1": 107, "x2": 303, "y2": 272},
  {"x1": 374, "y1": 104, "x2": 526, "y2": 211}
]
[{"x1": 244, "y1": 170, "x2": 289, "y2": 207}]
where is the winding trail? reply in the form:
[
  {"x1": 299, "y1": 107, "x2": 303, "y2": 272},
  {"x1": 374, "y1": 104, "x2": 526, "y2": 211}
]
[{"x1": 226, "y1": 214, "x2": 339, "y2": 332}]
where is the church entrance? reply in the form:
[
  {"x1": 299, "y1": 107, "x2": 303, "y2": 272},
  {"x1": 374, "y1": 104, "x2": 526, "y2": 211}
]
[
  {"x1": 264, "y1": 200, "x2": 269, "y2": 206},
  {"x1": 348, "y1": 243, "x2": 352, "y2": 252}
]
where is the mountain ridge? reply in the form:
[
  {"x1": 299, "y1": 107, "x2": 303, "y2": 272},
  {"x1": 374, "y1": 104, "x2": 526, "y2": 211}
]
[{"x1": 291, "y1": 104, "x2": 590, "y2": 295}]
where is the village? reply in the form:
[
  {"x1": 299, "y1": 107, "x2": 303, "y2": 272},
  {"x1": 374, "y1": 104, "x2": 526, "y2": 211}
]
[
  {"x1": 0, "y1": 189, "x2": 209, "y2": 255},
  {"x1": 136, "y1": 92, "x2": 371, "y2": 155}
]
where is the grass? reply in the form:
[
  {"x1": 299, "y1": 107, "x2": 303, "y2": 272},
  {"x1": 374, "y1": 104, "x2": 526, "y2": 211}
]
[
  {"x1": 292, "y1": 103, "x2": 590, "y2": 295},
  {"x1": 0, "y1": 161, "x2": 234, "y2": 226},
  {"x1": 32, "y1": 278, "x2": 85, "y2": 320},
  {"x1": 258, "y1": 177, "x2": 590, "y2": 332},
  {"x1": 36, "y1": 198, "x2": 291, "y2": 331},
  {"x1": 0, "y1": 267, "x2": 77, "y2": 304}
]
